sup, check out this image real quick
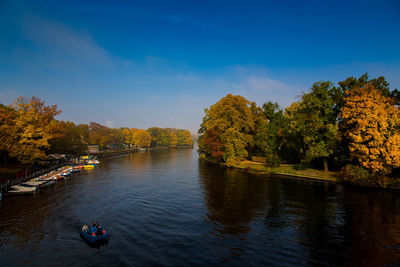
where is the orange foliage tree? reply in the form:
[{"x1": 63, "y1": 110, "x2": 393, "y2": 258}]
[{"x1": 340, "y1": 84, "x2": 400, "y2": 174}]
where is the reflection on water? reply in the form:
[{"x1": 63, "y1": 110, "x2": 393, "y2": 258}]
[
  {"x1": 0, "y1": 148, "x2": 400, "y2": 266},
  {"x1": 199, "y1": 159, "x2": 400, "y2": 266}
]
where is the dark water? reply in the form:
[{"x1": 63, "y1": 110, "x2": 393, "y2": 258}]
[{"x1": 1, "y1": 148, "x2": 400, "y2": 266}]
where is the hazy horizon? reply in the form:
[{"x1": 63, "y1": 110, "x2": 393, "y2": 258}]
[{"x1": 1, "y1": 0, "x2": 399, "y2": 132}]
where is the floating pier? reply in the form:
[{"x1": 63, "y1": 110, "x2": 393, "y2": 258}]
[
  {"x1": 7, "y1": 185, "x2": 37, "y2": 195},
  {"x1": 22, "y1": 180, "x2": 55, "y2": 188}
]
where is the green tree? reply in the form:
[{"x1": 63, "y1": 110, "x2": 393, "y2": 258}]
[
  {"x1": 288, "y1": 82, "x2": 338, "y2": 171},
  {"x1": 255, "y1": 101, "x2": 286, "y2": 167},
  {"x1": 281, "y1": 102, "x2": 307, "y2": 163}
]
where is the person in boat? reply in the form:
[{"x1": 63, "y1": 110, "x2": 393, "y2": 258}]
[
  {"x1": 81, "y1": 224, "x2": 89, "y2": 233},
  {"x1": 91, "y1": 221, "x2": 102, "y2": 235},
  {"x1": 96, "y1": 225, "x2": 104, "y2": 235}
]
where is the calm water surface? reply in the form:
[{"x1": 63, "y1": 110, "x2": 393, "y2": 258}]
[{"x1": 1, "y1": 148, "x2": 400, "y2": 266}]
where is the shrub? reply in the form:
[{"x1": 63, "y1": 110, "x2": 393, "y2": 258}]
[
  {"x1": 340, "y1": 164, "x2": 374, "y2": 186},
  {"x1": 225, "y1": 157, "x2": 241, "y2": 167}
]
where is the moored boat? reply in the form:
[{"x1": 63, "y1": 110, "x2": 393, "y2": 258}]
[{"x1": 73, "y1": 165, "x2": 84, "y2": 169}]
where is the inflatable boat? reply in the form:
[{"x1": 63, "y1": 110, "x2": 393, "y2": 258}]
[{"x1": 80, "y1": 227, "x2": 109, "y2": 244}]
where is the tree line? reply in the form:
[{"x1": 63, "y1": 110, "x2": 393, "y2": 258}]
[
  {"x1": 198, "y1": 73, "x2": 400, "y2": 186},
  {"x1": 0, "y1": 96, "x2": 193, "y2": 165}
]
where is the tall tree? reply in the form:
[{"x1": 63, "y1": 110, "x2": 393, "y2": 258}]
[
  {"x1": 336, "y1": 73, "x2": 395, "y2": 113},
  {"x1": 288, "y1": 82, "x2": 338, "y2": 171},
  {"x1": 9, "y1": 97, "x2": 60, "y2": 162},
  {"x1": 340, "y1": 84, "x2": 400, "y2": 174},
  {"x1": 281, "y1": 102, "x2": 307, "y2": 163},
  {"x1": 122, "y1": 128, "x2": 132, "y2": 146},
  {"x1": 198, "y1": 94, "x2": 256, "y2": 166},
  {"x1": 255, "y1": 101, "x2": 285, "y2": 167}
]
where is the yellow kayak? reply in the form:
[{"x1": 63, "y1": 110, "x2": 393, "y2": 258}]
[{"x1": 84, "y1": 164, "x2": 95, "y2": 169}]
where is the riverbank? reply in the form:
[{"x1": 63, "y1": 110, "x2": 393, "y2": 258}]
[
  {"x1": 199, "y1": 154, "x2": 336, "y2": 182},
  {"x1": 200, "y1": 155, "x2": 400, "y2": 189},
  {"x1": 236, "y1": 160, "x2": 337, "y2": 182}
]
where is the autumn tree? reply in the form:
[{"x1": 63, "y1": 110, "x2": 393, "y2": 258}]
[
  {"x1": 340, "y1": 84, "x2": 400, "y2": 174},
  {"x1": 48, "y1": 120, "x2": 88, "y2": 155},
  {"x1": 147, "y1": 127, "x2": 172, "y2": 147},
  {"x1": 0, "y1": 104, "x2": 17, "y2": 165},
  {"x1": 176, "y1": 129, "x2": 193, "y2": 146},
  {"x1": 169, "y1": 131, "x2": 178, "y2": 148},
  {"x1": 88, "y1": 122, "x2": 123, "y2": 148},
  {"x1": 198, "y1": 94, "x2": 256, "y2": 166},
  {"x1": 122, "y1": 128, "x2": 132, "y2": 146},
  {"x1": 131, "y1": 129, "x2": 152, "y2": 148},
  {"x1": 336, "y1": 73, "x2": 395, "y2": 115},
  {"x1": 8, "y1": 97, "x2": 60, "y2": 162},
  {"x1": 198, "y1": 129, "x2": 225, "y2": 160}
]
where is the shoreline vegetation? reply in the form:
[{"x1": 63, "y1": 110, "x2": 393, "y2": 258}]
[{"x1": 198, "y1": 73, "x2": 400, "y2": 189}]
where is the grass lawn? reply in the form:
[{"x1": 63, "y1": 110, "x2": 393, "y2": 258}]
[{"x1": 236, "y1": 160, "x2": 337, "y2": 182}]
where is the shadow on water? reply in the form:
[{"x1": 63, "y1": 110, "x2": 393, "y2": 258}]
[{"x1": 79, "y1": 235, "x2": 109, "y2": 249}]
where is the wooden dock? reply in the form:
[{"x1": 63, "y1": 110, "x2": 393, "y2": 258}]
[
  {"x1": 7, "y1": 185, "x2": 37, "y2": 195},
  {"x1": 22, "y1": 180, "x2": 54, "y2": 188}
]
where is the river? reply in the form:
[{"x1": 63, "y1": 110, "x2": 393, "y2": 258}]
[{"x1": 1, "y1": 147, "x2": 400, "y2": 266}]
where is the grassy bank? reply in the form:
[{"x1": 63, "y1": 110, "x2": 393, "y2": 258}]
[{"x1": 236, "y1": 160, "x2": 337, "y2": 182}]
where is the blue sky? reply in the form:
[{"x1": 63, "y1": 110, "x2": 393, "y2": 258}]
[{"x1": 1, "y1": 0, "x2": 399, "y2": 131}]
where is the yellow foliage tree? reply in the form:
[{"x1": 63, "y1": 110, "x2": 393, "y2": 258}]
[
  {"x1": 0, "y1": 104, "x2": 17, "y2": 163},
  {"x1": 122, "y1": 128, "x2": 132, "y2": 145},
  {"x1": 131, "y1": 129, "x2": 151, "y2": 148},
  {"x1": 10, "y1": 97, "x2": 60, "y2": 162},
  {"x1": 340, "y1": 84, "x2": 400, "y2": 174}
]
